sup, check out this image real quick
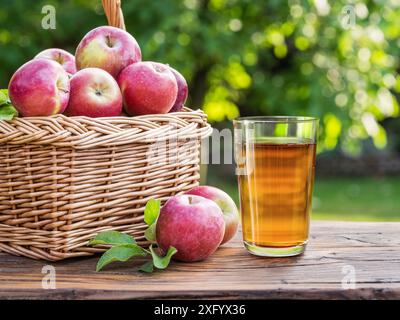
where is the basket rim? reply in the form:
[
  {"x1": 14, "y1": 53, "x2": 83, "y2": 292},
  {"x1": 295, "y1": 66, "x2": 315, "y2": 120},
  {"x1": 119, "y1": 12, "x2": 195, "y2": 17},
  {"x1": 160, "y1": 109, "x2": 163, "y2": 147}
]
[
  {"x1": 4, "y1": 107, "x2": 202, "y2": 120},
  {"x1": 0, "y1": 107, "x2": 212, "y2": 148}
]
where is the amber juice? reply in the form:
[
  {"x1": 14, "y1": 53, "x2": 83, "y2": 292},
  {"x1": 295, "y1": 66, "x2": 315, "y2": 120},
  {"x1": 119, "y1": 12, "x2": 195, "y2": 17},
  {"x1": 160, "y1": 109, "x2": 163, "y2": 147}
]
[{"x1": 238, "y1": 139, "x2": 316, "y2": 249}]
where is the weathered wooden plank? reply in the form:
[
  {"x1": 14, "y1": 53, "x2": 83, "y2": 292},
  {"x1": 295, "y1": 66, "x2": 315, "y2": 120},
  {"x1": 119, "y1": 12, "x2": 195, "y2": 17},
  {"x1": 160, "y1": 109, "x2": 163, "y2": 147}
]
[{"x1": 0, "y1": 221, "x2": 399, "y2": 300}]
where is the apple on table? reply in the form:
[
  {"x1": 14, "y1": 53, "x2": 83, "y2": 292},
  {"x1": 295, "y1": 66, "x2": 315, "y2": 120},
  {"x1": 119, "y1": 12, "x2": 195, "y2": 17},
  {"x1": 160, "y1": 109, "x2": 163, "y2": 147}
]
[
  {"x1": 185, "y1": 186, "x2": 240, "y2": 244},
  {"x1": 156, "y1": 194, "x2": 225, "y2": 262}
]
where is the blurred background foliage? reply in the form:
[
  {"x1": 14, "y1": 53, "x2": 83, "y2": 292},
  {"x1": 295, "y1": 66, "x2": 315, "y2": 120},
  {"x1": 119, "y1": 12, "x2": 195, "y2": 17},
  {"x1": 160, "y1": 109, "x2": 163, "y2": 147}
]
[
  {"x1": 1, "y1": 0, "x2": 400, "y2": 154},
  {"x1": 0, "y1": 0, "x2": 399, "y2": 220}
]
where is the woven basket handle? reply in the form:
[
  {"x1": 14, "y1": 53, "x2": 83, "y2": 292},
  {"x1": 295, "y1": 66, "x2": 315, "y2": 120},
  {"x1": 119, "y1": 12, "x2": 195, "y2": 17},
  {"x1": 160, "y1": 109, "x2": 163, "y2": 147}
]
[{"x1": 102, "y1": 0, "x2": 126, "y2": 30}]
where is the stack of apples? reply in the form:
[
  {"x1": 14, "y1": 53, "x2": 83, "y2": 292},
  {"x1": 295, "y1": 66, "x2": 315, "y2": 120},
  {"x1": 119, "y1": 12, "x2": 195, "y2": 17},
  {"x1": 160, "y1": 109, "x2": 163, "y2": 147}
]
[{"x1": 8, "y1": 26, "x2": 188, "y2": 118}]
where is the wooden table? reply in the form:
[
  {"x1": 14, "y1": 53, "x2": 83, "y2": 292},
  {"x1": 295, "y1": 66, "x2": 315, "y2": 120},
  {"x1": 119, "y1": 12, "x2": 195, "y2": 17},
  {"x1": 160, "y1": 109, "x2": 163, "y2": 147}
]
[{"x1": 0, "y1": 221, "x2": 399, "y2": 300}]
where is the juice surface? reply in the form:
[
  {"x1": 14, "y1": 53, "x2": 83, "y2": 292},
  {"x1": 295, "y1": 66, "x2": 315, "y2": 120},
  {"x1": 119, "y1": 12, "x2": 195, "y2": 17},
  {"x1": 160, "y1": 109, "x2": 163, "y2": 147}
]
[{"x1": 238, "y1": 139, "x2": 316, "y2": 247}]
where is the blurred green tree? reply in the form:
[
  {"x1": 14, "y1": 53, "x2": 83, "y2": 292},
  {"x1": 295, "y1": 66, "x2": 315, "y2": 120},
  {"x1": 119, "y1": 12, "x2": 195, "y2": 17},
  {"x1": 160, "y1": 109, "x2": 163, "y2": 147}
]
[{"x1": 0, "y1": 0, "x2": 399, "y2": 154}]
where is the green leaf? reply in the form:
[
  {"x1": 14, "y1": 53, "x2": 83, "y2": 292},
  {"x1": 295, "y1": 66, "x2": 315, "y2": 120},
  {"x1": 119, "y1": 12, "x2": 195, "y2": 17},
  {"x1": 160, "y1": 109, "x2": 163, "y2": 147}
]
[
  {"x1": 89, "y1": 230, "x2": 136, "y2": 246},
  {"x1": 0, "y1": 104, "x2": 18, "y2": 121},
  {"x1": 144, "y1": 199, "x2": 161, "y2": 226},
  {"x1": 139, "y1": 261, "x2": 154, "y2": 273},
  {"x1": 0, "y1": 89, "x2": 9, "y2": 105},
  {"x1": 0, "y1": 90, "x2": 17, "y2": 121},
  {"x1": 144, "y1": 222, "x2": 157, "y2": 242},
  {"x1": 143, "y1": 199, "x2": 161, "y2": 243},
  {"x1": 149, "y1": 245, "x2": 177, "y2": 270},
  {"x1": 96, "y1": 244, "x2": 148, "y2": 272}
]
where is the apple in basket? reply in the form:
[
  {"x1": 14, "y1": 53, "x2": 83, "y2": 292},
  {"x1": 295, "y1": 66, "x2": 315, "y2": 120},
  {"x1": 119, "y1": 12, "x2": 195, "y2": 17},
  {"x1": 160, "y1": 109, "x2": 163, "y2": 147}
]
[
  {"x1": 75, "y1": 26, "x2": 142, "y2": 79},
  {"x1": 8, "y1": 59, "x2": 70, "y2": 117},
  {"x1": 118, "y1": 61, "x2": 178, "y2": 115},
  {"x1": 169, "y1": 67, "x2": 188, "y2": 113},
  {"x1": 64, "y1": 68, "x2": 122, "y2": 118},
  {"x1": 35, "y1": 48, "x2": 77, "y2": 75}
]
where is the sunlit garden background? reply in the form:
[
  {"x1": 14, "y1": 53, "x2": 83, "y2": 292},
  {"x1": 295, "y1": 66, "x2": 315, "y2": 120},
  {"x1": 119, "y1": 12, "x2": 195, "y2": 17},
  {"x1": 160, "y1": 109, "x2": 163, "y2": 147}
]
[{"x1": 0, "y1": 0, "x2": 399, "y2": 220}]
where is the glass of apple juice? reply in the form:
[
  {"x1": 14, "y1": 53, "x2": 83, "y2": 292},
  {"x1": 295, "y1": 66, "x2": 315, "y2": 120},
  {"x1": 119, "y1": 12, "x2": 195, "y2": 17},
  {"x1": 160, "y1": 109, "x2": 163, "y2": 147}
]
[{"x1": 233, "y1": 116, "x2": 318, "y2": 257}]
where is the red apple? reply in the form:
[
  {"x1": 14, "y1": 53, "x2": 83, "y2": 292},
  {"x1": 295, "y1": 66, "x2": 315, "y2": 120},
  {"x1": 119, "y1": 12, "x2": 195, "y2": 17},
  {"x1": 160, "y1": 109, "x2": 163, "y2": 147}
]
[
  {"x1": 186, "y1": 186, "x2": 239, "y2": 245},
  {"x1": 64, "y1": 68, "x2": 122, "y2": 118},
  {"x1": 156, "y1": 195, "x2": 225, "y2": 262},
  {"x1": 169, "y1": 67, "x2": 188, "y2": 112},
  {"x1": 8, "y1": 59, "x2": 70, "y2": 117},
  {"x1": 118, "y1": 61, "x2": 178, "y2": 115},
  {"x1": 35, "y1": 48, "x2": 77, "y2": 75},
  {"x1": 75, "y1": 26, "x2": 141, "y2": 78}
]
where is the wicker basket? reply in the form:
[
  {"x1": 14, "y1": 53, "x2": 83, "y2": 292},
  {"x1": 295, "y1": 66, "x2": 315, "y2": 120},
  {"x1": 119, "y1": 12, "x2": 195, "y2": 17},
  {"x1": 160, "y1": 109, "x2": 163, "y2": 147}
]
[{"x1": 0, "y1": 0, "x2": 212, "y2": 261}]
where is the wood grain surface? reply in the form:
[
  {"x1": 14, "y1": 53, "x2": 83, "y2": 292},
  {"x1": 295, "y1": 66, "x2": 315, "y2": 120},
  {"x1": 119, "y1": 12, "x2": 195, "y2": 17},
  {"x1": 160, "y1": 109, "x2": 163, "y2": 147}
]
[{"x1": 0, "y1": 221, "x2": 399, "y2": 300}]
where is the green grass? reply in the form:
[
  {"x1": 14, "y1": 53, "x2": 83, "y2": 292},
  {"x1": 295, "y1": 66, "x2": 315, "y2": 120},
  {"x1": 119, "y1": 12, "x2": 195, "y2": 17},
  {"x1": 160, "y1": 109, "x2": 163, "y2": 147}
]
[
  {"x1": 207, "y1": 173, "x2": 400, "y2": 222},
  {"x1": 312, "y1": 177, "x2": 400, "y2": 221}
]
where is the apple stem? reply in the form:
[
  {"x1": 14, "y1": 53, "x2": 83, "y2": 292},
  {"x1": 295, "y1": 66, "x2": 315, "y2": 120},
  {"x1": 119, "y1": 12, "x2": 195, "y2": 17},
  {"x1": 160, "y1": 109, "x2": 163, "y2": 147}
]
[{"x1": 106, "y1": 35, "x2": 113, "y2": 48}]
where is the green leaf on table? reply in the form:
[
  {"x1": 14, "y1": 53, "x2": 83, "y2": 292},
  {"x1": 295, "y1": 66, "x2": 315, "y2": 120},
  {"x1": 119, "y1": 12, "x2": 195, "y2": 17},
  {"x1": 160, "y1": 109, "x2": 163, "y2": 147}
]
[
  {"x1": 90, "y1": 201, "x2": 176, "y2": 273},
  {"x1": 96, "y1": 244, "x2": 148, "y2": 272},
  {"x1": 89, "y1": 230, "x2": 136, "y2": 246},
  {"x1": 139, "y1": 261, "x2": 154, "y2": 273},
  {"x1": 0, "y1": 104, "x2": 18, "y2": 121},
  {"x1": 144, "y1": 199, "x2": 161, "y2": 226},
  {"x1": 149, "y1": 245, "x2": 177, "y2": 270},
  {"x1": 144, "y1": 222, "x2": 157, "y2": 243}
]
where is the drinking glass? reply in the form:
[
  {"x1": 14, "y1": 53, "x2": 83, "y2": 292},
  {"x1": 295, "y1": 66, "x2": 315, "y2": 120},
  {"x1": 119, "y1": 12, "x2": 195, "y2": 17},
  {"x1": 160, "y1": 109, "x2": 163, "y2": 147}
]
[{"x1": 233, "y1": 116, "x2": 318, "y2": 257}]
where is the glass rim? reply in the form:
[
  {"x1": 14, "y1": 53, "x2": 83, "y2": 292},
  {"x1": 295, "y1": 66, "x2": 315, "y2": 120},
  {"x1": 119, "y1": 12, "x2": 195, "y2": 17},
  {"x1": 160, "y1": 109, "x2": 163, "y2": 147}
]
[{"x1": 233, "y1": 116, "x2": 318, "y2": 124}]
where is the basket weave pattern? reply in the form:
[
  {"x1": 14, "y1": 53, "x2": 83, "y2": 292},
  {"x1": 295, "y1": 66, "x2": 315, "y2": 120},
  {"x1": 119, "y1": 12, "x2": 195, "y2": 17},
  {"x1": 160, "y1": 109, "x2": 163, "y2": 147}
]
[
  {"x1": 0, "y1": 109, "x2": 211, "y2": 260},
  {"x1": 0, "y1": 0, "x2": 212, "y2": 261}
]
